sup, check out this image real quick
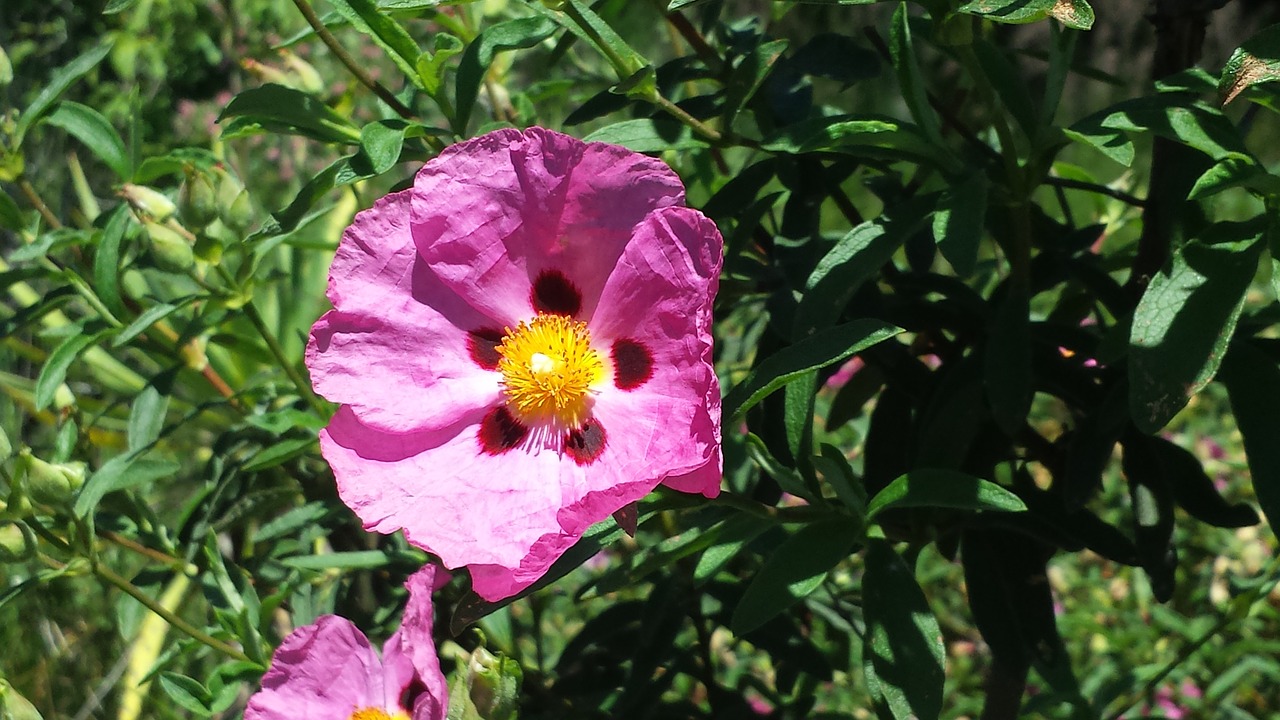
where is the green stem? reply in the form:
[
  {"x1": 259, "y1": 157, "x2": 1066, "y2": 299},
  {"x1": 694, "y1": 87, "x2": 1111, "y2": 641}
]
[
  {"x1": 288, "y1": 0, "x2": 417, "y2": 121},
  {"x1": 654, "y1": 94, "x2": 723, "y2": 143},
  {"x1": 711, "y1": 490, "x2": 834, "y2": 524},
  {"x1": 94, "y1": 562, "x2": 254, "y2": 664}
]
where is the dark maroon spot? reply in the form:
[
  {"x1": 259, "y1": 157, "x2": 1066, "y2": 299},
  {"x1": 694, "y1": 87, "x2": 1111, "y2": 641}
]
[
  {"x1": 610, "y1": 338, "x2": 654, "y2": 390},
  {"x1": 478, "y1": 407, "x2": 528, "y2": 455},
  {"x1": 564, "y1": 419, "x2": 607, "y2": 466},
  {"x1": 530, "y1": 269, "x2": 582, "y2": 316},
  {"x1": 467, "y1": 327, "x2": 505, "y2": 370}
]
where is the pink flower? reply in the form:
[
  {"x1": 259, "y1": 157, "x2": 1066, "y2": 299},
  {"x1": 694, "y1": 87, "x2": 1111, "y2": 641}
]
[
  {"x1": 307, "y1": 128, "x2": 723, "y2": 600},
  {"x1": 245, "y1": 566, "x2": 448, "y2": 720}
]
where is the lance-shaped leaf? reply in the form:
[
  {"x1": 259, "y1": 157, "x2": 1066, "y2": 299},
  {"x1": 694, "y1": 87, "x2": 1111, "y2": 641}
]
[
  {"x1": 1220, "y1": 340, "x2": 1280, "y2": 528},
  {"x1": 455, "y1": 16, "x2": 557, "y2": 131},
  {"x1": 862, "y1": 538, "x2": 944, "y2": 720},
  {"x1": 867, "y1": 469, "x2": 1027, "y2": 520},
  {"x1": 218, "y1": 84, "x2": 360, "y2": 144},
  {"x1": 889, "y1": 3, "x2": 942, "y2": 145},
  {"x1": 1066, "y1": 96, "x2": 1249, "y2": 167},
  {"x1": 1129, "y1": 221, "x2": 1263, "y2": 433},
  {"x1": 325, "y1": 0, "x2": 426, "y2": 89},
  {"x1": 43, "y1": 102, "x2": 130, "y2": 178},
  {"x1": 957, "y1": 0, "x2": 1094, "y2": 30},
  {"x1": 14, "y1": 40, "x2": 114, "y2": 145}
]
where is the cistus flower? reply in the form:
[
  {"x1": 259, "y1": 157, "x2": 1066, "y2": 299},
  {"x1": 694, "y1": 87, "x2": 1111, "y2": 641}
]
[
  {"x1": 245, "y1": 566, "x2": 447, "y2": 720},
  {"x1": 307, "y1": 127, "x2": 722, "y2": 600}
]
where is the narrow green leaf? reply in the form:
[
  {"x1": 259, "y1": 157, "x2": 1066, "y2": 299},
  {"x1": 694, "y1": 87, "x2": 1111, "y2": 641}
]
[
  {"x1": 932, "y1": 172, "x2": 988, "y2": 276},
  {"x1": 43, "y1": 101, "x2": 131, "y2": 177},
  {"x1": 455, "y1": 16, "x2": 557, "y2": 131},
  {"x1": 889, "y1": 4, "x2": 942, "y2": 145},
  {"x1": 1219, "y1": 23, "x2": 1280, "y2": 105},
  {"x1": 730, "y1": 518, "x2": 862, "y2": 634},
  {"x1": 103, "y1": 0, "x2": 139, "y2": 12},
  {"x1": 1189, "y1": 153, "x2": 1280, "y2": 200},
  {"x1": 863, "y1": 538, "x2": 944, "y2": 720},
  {"x1": 281, "y1": 550, "x2": 397, "y2": 570},
  {"x1": 1130, "y1": 223, "x2": 1263, "y2": 433},
  {"x1": 127, "y1": 385, "x2": 170, "y2": 452},
  {"x1": 15, "y1": 40, "x2": 114, "y2": 145},
  {"x1": 1220, "y1": 341, "x2": 1280, "y2": 527},
  {"x1": 582, "y1": 118, "x2": 706, "y2": 152},
  {"x1": 35, "y1": 329, "x2": 111, "y2": 410},
  {"x1": 326, "y1": 0, "x2": 425, "y2": 89},
  {"x1": 693, "y1": 514, "x2": 772, "y2": 585},
  {"x1": 1068, "y1": 96, "x2": 1248, "y2": 167},
  {"x1": 762, "y1": 114, "x2": 944, "y2": 167},
  {"x1": 73, "y1": 454, "x2": 181, "y2": 517},
  {"x1": 113, "y1": 302, "x2": 184, "y2": 347},
  {"x1": 866, "y1": 469, "x2": 1027, "y2": 519},
  {"x1": 217, "y1": 84, "x2": 360, "y2": 144},
  {"x1": 242, "y1": 437, "x2": 317, "y2": 472},
  {"x1": 985, "y1": 283, "x2": 1032, "y2": 435},
  {"x1": 723, "y1": 320, "x2": 903, "y2": 420},
  {"x1": 0, "y1": 189, "x2": 22, "y2": 230},
  {"x1": 158, "y1": 673, "x2": 213, "y2": 716},
  {"x1": 93, "y1": 206, "x2": 129, "y2": 319}
]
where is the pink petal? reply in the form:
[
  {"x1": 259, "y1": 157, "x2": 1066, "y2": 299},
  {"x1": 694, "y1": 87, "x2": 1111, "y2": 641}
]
[
  {"x1": 393, "y1": 566, "x2": 448, "y2": 719},
  {"x1": 244, "y1": 616, "x2": 386, "y2": 720},
  {"x1": 411, "y1": 127, "x2": 685, "y2": 324},
  {"x1": 307, "y1": 189, "x2": 502, "y2": 435}
]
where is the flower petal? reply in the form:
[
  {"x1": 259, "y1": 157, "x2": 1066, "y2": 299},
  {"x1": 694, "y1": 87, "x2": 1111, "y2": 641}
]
[
  {"x1": 307, "y1": 189, "x2": 502, "y2": 434},
  {"x1": 394, "y1": 566, "x2": 449, "y2": 720},
  {"x1": 244, "y1": 616, "x2": 386, "y2": 720},
  {"x1": 411, "y1": 128, "x2": 685, "y2": 324}
]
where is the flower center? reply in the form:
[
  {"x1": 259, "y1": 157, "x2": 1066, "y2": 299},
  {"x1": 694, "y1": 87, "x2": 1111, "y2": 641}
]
[
  {"x1": 348, "y1": 709, "x2": 408, "y2": 720},
  {"x1": 496, "y1": 314, "x2": 604, "y2": 428}
]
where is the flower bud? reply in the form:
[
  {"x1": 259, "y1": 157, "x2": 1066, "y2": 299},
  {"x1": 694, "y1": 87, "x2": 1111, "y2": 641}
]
[
  {"x1": 0, "y1": 520, "x2": 36, "y2": 563},
  {"x1": 466, "y1": 646, "x2": 521, "y2": 720},
  {"x1": 178, "y1": 168, "x2": 218, "y2": 228},
  {"x1": 279, "y1": 50, "x2": 325, "y2": 95},
  {"x1": 52, "y1": 383, "x2": 75, "y2": 411},
  {"x1": 17, "y1": 449, "x2": 85, "y2": 508},
  {"x1": 0, "y1": 679, "x2": 44, "y2": 720},
  {"x1": 144, "y1": 220, "x2": 195, "y2": 272},
  {"x1": 220, "y1": 188, "x2": 254, "y2": 234},
  {"x1": 121, "y1": 184, "x2": 176, "y2": 222},
  {"x1": 0, "y1": 425, "x2": 11, "y2": 462}
]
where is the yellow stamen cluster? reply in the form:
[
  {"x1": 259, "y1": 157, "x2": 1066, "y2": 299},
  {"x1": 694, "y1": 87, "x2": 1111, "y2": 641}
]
[
  {"x1": 348, "y1": 708, "x2": 408, "y2": 720},
  {"x1": 496, "y1": 314, "x2": 604, "y2": 428}
]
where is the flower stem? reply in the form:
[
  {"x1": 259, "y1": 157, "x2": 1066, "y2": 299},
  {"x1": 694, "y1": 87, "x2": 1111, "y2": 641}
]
[
  {"x1": 18, "y1": 177, "x2": 63, "y2": 230},
  {"x1": 653, "y1": 94, "x2": 723, "y2": 143},
  {"x1": 94, "y1": 562, "x2": 255, "y2": 664},
  {"x1": 288, "y1": 0, "x2": 418, "y2": 121}
]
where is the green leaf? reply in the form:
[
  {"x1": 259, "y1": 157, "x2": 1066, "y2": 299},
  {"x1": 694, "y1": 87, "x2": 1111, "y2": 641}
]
[
  {"x1": 93, "y1": 205, "x2": 130, "y2": 319},
  {"x1": 217, "y1": 84, "x2": 360, "y2": 144},
  {"x1": 103, "y1": 0, "x2": 139, "y2": 12},
  {"x1": 1220, "y1": 341, "x2": 1280, "y2": 531},
  {"x1": 985, "y1": 283, "x2": 1032, "y2": 435},
  {"x1": 134, "y1": 147, "x2": 220, "y2": 183},
  {"x1": 455, "y1": 16, "x2": 557, "y2": 131},
  {"x1": 1189, "y1": 152, "x2": 1280, "y2": 200},
  {"x1": 889, "y1": 3, "x2": 942, "y2": 145},
  {"x1": 127, "y1": 385, "x2": 170, "y2": 452},
  {"x1": 723, "y1": 320, "x2": 903, "y2": 420},
  {"x1": 932, "y1": 172, "x2": 988, "y2": 276},
  {"x1": 417, "y1": 33, "x2": 464, "y2": 95},
  {"x1": 582, "y1": 118, "x2": 707, "y2": 152},
  {"x1": 158, "y1": 673, "x2": 214, "y2": 716},
  {"x1": 242, "y1": 437, "x2": 317, "y2": 472},
  {"x1": 866, "y1": 469, "x2": 1027, "y2": 519},
  {"x1": 723, "y1": 39, "x2": 788, "y2": 126},
  {"x1": 957, "y1": 0, "x2": 1094, "y2": 30},
  {"x1": 552, "y1": 1, "x2": 651, "y2": 86},
  {"x1": 1067, "y1": 96, "x2": 1248, "y2": 167},
  {"x1": 73, "y1": 454, "x2": 181, "y2": 517},
  {"x1": 692, "y1": 514, "x2": 773, "y2": 585},
  {"x1": 730, "y1": 518, "x2": 862, "y2": 634},
  {"x1": 359, "y1": 120, "x2": 410, "y2": 175},
  {"x1": 1129, "y1": 223, "x2": 1263, "y2": 433},
  {"x1": 43, "y1": 101, "x2": 131, "y2": 177},
  {"x1": 0, "y1": 189, "x2": 22, "y2": 230},
  {"x1": 14, "y1": 40, "x2": 114, "y2": 145},
  {"x1": 35, "y1": 329, "x2": 112, "y2": 410},
  {"x1": 113, "y1": 301, "x2": 188, "y2": 347},
  {"x1": 325, "y1": 0, "x2": 426, "y2": 89},
  {"x1": 281, "y1": 550, "x2": 398, "y2": 570},
  {"x1": 794, "y1": 199, "x2": 931, "y2": 338},
  {"x1": 762, "y1": 114, "x2": 946, "y2": 167},
  {"x1": 862, "y1": 538, "x2": 944, "y2": 720},
  {"x1": 1219, "y1": 23, "x2": 1280, "y2": 105}
]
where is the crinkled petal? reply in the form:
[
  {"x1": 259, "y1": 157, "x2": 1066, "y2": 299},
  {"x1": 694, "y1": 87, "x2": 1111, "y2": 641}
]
[
  {"x1": 244, "y1": 616, "x2": 386, "y2": 720},
  {"x1": 411, "y1": 127, "x2": 685, "y2": 324},
  {"x1": 307, "y1": 189, "x2": 501, "y2": 435},
  {"x1": 393, "y1": 566, "x2": 449, "y2": 720},
  {"x1": 321, "y1": 407, "x2": 568, "y2": 580}
]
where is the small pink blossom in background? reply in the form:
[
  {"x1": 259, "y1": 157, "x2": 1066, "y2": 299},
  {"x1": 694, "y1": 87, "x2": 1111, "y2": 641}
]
[
  {"x1": 245, "y1": 566, "x2": 447, "y2": 720},
  {"x1": 308, "y1": 128, "x2": 723, "y2": 601}
]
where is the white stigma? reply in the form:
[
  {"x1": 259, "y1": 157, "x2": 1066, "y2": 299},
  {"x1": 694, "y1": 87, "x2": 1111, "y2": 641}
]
[{"x1": 529, "y1": 352, "x2": 556, "y2": 376}]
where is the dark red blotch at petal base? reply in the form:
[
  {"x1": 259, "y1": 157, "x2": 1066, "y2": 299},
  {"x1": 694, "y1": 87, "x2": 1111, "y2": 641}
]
[
  {"x1": 478, "y1": 407, "x2": 529, "y2": 455},
  {"x1": 530, "y1": 269, "x2": 583, "y2": 317},
  {"x1": 610, "y1": 338, "x2": 654, "y2": 391},
  {"x1": 467, "y1": 327, "x2": 505, "y2": 370},
  {"x1": 564, "y1": 419, "x2": 607, "y2": 466}
]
